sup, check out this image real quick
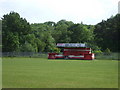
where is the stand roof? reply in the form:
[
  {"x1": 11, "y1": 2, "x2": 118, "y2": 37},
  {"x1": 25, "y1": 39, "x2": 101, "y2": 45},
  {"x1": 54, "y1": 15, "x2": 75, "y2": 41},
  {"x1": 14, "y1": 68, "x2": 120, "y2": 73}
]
[{"x1": 57, "y1": 43, "x2": 88, "y2": 48}]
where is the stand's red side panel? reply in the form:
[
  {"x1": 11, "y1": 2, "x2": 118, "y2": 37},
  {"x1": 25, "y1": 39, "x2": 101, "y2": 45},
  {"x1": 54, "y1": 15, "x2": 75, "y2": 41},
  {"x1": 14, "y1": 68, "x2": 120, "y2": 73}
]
[
  {"x1": 84, "y1": 53, "x2": 95, "y2": 60},
  {"x1": 63, "y1": 48, "x2": 91, "y2": 56},
  {"x1": 48, "y1": 53, "x2": 58, "y2": 59}
]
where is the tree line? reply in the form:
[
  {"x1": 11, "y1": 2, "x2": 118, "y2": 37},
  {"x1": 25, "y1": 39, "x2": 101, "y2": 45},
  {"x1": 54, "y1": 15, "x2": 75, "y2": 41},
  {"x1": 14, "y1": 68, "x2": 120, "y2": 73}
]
[{"x1": 1, "y1": 11, "x2": 119, "y2": 52}]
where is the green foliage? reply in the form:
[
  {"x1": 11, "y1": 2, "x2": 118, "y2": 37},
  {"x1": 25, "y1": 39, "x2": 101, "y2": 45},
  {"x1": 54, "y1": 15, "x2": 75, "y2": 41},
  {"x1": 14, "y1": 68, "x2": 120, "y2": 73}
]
[
  {"x1": 34, "y1": 38, "x2": 46, "y2": 52},
  {"x1": 51, "y1": 48, "x2": 60, "y2": 53},
  {"x1": 20, "y1": 43, "x2": 36, "y2": 52},
  {"x1": 1, "y1": 11, "x2": 119, "y2": 52},
  {"x1": 31, "y1": 23, "x2": 56, "y2": 52},
  {"x1": 2, "y1": 32, "x2": 20, "y2": 52},
  {"x1": 68, "y1": 24, "x2": 94, "y2": 43},
  {"x1": 92, "y1": 46, "x2": 103, "y2": 56},
  {"x1": 53, "y1": 23, "x2": 71, "y2": 43},
  {"x1": 92, "y1": 46, "x2": 103, "y2": 55},
  {"x1": 104, "y1": 48, "x2": 111, "y2": 55},
  {"x1": 93, "y1": 50, "x2": 103, "y2": 55},
  {"x1": 94, "y1": 14, "x2": 120, "y2": 52},
  {"x1": 2, "y1": 11, "x2": 31, "y2": 52}
]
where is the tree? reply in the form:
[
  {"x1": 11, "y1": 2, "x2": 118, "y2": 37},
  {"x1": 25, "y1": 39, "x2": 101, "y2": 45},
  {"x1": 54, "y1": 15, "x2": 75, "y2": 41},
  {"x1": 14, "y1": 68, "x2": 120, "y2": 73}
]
[
  {"x1": 44, "y1": 21, "x2": 56, "y2": 26},
  {"x1": 94, "y1": 14, "x2": 120, "y2": 52},
  {"x1": 20, "y1": 43, "x2": 36, "y2": 52},
  {"x1": 52, "y1": 20, "x2": 73, "y2": 43},
  {"x1": 31, "y1": 23, "x2": 56, "y2": 52},
  {"x1": 2, "y1": 11, "x2": 32, "y2": 52},
  {"x1": 3, "y1": 32, "x2": 20, "y2": 52},
  {"x1": 104, "y1": 48, "x2": 111, "y2": 55},
  {"x1": 68, "y1": 24, "x2": 94, "y2": 43},
  {"x1": 2, "y1": 11, "x2": 119, "y2": 53},
  {"x1": 43, "y1": 32, "x2": 56, "y2": 52},
  {"x1": 53, "y1": 24, "x2": 71, "y2": 43}
]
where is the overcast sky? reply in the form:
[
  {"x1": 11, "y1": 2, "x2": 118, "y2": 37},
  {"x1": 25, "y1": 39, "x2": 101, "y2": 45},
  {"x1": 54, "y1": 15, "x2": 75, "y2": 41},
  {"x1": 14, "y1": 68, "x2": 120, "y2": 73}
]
[{"x1": 0, "y1": 0, "x2": 119, "y2": 25}]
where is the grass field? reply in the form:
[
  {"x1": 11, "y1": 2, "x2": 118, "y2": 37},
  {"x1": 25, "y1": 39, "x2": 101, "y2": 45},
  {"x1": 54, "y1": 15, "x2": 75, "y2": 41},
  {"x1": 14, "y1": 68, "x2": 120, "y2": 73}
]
[{"x1": 2, "y1": 57, "x2": 118, "y2": 88}]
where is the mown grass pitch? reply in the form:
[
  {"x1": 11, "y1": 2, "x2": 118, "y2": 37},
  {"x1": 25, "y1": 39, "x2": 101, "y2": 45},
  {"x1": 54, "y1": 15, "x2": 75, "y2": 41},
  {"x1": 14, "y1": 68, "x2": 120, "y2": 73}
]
[{"x1": 2, "y1": 58, "x2": 118, "y2": 88}]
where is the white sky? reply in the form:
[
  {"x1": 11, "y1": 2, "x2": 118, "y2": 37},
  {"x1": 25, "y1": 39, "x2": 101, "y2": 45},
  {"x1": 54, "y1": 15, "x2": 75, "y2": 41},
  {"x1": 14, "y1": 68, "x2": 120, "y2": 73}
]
[{"x1": 0, "y1": 0, "x2": 119, "y2": 25}]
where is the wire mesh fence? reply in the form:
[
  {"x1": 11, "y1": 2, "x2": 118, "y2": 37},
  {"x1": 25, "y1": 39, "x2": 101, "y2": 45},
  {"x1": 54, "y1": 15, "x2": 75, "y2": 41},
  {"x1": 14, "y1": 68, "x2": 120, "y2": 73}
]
[
  {"x1": 2, "y1": 52, "x2": 119, "y2": 60},
  {"x1": 2, "y1": 52, "x2": 48, "y2": 58},
  {"x1": 95, "y1": 52, "x2": 119, "y2": 60}
]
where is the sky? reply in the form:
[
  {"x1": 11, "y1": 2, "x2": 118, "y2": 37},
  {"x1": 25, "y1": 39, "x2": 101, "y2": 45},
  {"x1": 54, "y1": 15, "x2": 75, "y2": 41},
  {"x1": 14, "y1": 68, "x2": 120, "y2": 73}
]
[{"x1": 0, "y1": 0, "x2": 119, "y2": 25}]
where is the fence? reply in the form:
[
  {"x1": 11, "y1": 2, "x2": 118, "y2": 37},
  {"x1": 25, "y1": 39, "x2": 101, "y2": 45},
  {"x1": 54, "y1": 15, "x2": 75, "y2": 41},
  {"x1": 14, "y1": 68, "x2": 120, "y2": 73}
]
[
  {"x1": 95, "y1": 52, "x2": 119, "y2": 60},
  {"x1": 2, "y1": 52, "x2": 119, "y2": 60},
  {"x1": 2, "y1": 52, "x2": 48, "y2": 58}
]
